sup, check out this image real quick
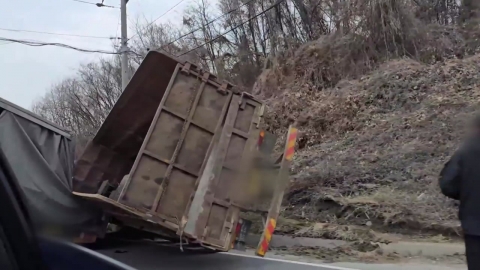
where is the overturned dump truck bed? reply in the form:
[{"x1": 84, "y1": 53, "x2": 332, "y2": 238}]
[{"x1": 73, "y1": 51, "x2": 297, "y2": 252}]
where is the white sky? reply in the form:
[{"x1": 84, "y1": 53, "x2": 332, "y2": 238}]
[{"x1": 0, "y1": 0, "x2": 210, "y2": 110}]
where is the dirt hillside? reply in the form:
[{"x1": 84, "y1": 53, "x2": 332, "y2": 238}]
[{"x1": 255, "y1": 23, "x2": 480, "y2": 238}]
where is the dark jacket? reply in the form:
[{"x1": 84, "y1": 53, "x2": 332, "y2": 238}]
[{"x1": 440, "y1": 136, "x2": 480, "y2": 236}]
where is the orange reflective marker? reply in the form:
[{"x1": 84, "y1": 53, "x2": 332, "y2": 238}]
[
  {"x1": 255, "y1": 218, "x2": 277, "y2": 257},
  {"x1": 285, "y1": 127, "x2": 298, "y2": 161},
  {"x1": 258, "y1": 130, "x2": 265, "y2": 147}
]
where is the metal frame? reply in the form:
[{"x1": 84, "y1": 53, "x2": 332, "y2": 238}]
[
  {"x1": 116, "y1": 64, "x2": 181, "y2": 204},
  {"x1": 0, "y1": 97, "x2": 71, "y2": 139},
  {"x1": 117, "y1": 63, "x2": 233, "y2": 229},
  {"x1": 150, "y1": 70, "x2": 212, "y2": 214},
  {"x1": 183, "y1": 94, "x2": 265, "y2": 251},
  {"x1": 196, "y1": 94, "x2": 244, "y2": 248}
]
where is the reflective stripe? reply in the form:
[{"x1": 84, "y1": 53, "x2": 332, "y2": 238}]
[
  {"x1": 256, "y1": 218, "x2": 277, "y2": 257},
  {"x1": 285, "y1": 127, "x2": 298, "y2": 161}
]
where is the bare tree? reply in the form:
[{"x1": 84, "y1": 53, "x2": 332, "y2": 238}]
[
  {"x1": 33, "y1": 0, "x2": 477, "y2": 149},
  {"x1": 33, "y1": 57, "x2": 123, "y2": 146}
]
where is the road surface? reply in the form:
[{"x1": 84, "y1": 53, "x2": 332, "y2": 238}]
[
  {"x1": 96, "y1": 240, "x2": 466, "y2": 270},
  {"x1": 97, "y1": 240, "x2": 356, "y2": 270}
]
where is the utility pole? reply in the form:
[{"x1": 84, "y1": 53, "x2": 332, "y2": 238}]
[{"x1": 120, "y1": 0, "x2": 129, "y2": 90}]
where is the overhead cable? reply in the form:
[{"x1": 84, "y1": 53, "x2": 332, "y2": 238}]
[
  {"x1": 0, "y1": 27, "x2": 115, "y2": 39},
  {"x1": 71, "y1": 0, "x2": 117, "y2": 8},
  {"x1": 129, "y1": 0, "x2": 188, "y2": 40},
  {"x1": 159, "y1": 0, "x2": 258, "y2": 49},
  {"x1": 0, "y1": 37, "x2": 140, "y2": 55},
  {"x1": 177, "y1": 0, "x2": 285, "y2": 57}
]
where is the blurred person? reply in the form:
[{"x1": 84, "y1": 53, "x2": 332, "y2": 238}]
[{"x1": 439, "y1": 115, "x2": 480, "y2": 269}]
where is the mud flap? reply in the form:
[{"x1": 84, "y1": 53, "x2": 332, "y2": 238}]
[{"x1": 230, "y1": 218, "x2": 252, "y2": 251}]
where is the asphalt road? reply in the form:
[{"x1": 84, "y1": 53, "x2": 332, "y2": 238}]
[
  {"x1": 97, "y1": 240, "x2": 466, "y2": 270},
  {"x1": 97, "y1": 241, "x2": 355, "y2": 270}
]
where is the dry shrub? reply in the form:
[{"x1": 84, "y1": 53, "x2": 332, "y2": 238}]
[
  {"x1": 256, "y1": 0, "x2": 480, "y2": 102},
  {"x1": 288, "y1": 222, "x2": 393, "y2": 243},
  {"x1": 251, "y1": 0, "x2": 480, "y2": 237},
  {"x1": 265, "y1": 54, "x2": 480, "y2": 235},
  {"x1": 290, "y1": 34, "x2": 374, "y2": 90},
  {"x1": 255, "y1": 0, "x2": 421, "y2": 97}
]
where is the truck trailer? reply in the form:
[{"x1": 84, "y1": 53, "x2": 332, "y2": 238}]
[{"x1": 72, "y1": 51, "x2": 298, "y2": 255}]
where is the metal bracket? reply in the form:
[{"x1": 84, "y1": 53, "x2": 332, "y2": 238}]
[
  {"x1": 217, "y1": 82, "x2": 229, "y2": 95},
  {"x1": 238, "y1": 92, "x2": 248, "y2": 110},
  {"x1": 202, "y1": 226, "x2": 209, "y2": 238},
  {"x1": 227, "y1": 216, "x2": 235, "y2": 233},
  {"x1": 181, "y1": 62, "x2": 192, "y2": 74},
  {"x1": 254, "y1": 104, "x2": 265, "y2": 128},
  {"x1": 202, "y1": 72, "x2": 211, "y2": 82},
  {"x1": 97, "y1": 180, "x2": 110, "y2": 195}
]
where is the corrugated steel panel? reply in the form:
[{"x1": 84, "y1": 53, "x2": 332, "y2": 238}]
[
  {"x1": 72, "y1": 51, "x2": 291, "y2": 252},
  {"x1": 183, "y1": 93, "x2": 267, "y2": 250},
  {"x1": 73, "y1": 51, "x2": 183, "y2": 193},
  {"x1": 117, "y1": 64, "x2": 234, "y2": 230}
]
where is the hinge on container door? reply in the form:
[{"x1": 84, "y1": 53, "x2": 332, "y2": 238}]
[
  {"x1": 181, "y1": 62, "x2": 192, "y2": 75},
  {"x1": 217, "y1": 82, "x2": 229, "y2": 95},
  {"x1": 227, "y1": 216, "x2": 235, "y2": 233},
  {"x1": 202, "y1": 227, "x2": 209, "y2": 239},
  {"x1": 240, "y1": 92, "x2": 255, "y2": 99},
  {"x1": 254, "y1": 104, "x2": 265, "y2": 128},
  {"x1": 202, "y1": 72, "x2": 211, "y2": 82},
  {"x1": 240, "y1": 92, "x2": 253, "y2": 111}
]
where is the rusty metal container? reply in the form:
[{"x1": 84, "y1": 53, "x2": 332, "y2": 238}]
[{"x1": 72, "y1": 51, "x2": 294, "y2": 252}]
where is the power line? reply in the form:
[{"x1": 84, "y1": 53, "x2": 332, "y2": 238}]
[
  {"x1": 72, "y1": 0, "x2": 97, "y2": 5},
  {"x1": 1, "y1": 37, "x2": 117, "y2": 54},
  {"x1": 149, "y1": 0, "x2": 188, "y2": 26},
  {"x1": 71, "y1": 0, "x2": 118, "y2": 8},
  {"x1": 156, "y1": 0, "x2": 258, "y2": 52},
  {"x1": 0, "y1": 37, "x2": 140, "y2": 55},
  {"x1": 177, "y1": 0, "x2": 285, "y2": 57},
  {"x1": 0, "y1": 27, "x2": 115, "y2": 40},
  {"x1": 129, "y1": 0, "x2": 188, "y2": 40}
]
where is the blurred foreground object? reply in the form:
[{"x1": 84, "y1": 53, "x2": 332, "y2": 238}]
[
  {"x1": 0, "y1": 97, "x2": 103, "y2": 242},
  {"x1": 0, "y1": 139, "x2": 134, "y2": 270}
]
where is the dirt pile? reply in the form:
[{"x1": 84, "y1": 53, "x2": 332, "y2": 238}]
[
  {"x1": 255, "y1": 24, "x2": 480, "y2": 236},
  {"x1": 288, "y1": 222, "x2": 393, "y2": 243}
]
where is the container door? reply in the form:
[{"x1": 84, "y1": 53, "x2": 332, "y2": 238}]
[
  {"x1": 183, "y1": 94, "x2": 265, "y2": 250},
  {"x1": 117, "y1": 63, "x2": 233, "y2": 229}
]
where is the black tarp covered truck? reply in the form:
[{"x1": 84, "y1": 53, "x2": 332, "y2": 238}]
[{"x1": 0, "y1": 97, "x2": 103, "y2": 243}]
